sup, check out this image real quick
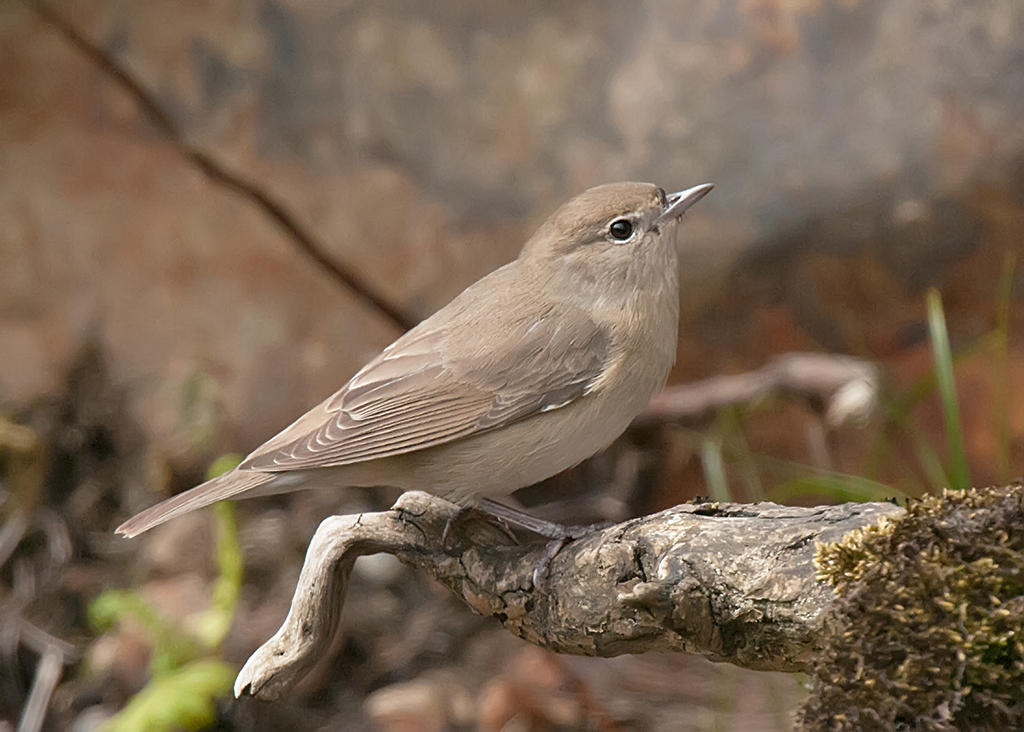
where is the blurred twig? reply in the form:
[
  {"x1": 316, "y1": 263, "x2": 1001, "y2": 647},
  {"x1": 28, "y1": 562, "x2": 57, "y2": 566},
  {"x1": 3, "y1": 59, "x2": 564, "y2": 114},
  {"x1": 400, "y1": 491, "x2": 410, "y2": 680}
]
[
  {"x1": 31, "y1": 2, "x2": 417, "y2": 332},
  {"x1": 15, "y1": 621, "x2": 76, "y2": 732},
  {"x1": 638, "y1": 352, "x2": 879, "y2": 428},
  {"x1": 17, "y1": 642, "x2": 64, "y2": 732},
  {"x1": 1, "y1": 415, "x2": 76, "y2": 732}
]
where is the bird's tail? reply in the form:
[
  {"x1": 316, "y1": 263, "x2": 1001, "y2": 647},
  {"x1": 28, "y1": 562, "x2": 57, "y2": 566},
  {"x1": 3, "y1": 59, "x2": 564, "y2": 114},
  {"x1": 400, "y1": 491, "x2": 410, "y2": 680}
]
[{"x1": 116, "y1": 468, "x2": 275, "y2": 538}]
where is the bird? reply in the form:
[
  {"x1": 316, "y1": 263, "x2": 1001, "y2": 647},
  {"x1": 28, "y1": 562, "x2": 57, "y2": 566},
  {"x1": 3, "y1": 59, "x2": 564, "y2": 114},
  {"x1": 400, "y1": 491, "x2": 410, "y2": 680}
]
[{"x1": 117, "y1": 181, "x2": 714, "y2": 539}]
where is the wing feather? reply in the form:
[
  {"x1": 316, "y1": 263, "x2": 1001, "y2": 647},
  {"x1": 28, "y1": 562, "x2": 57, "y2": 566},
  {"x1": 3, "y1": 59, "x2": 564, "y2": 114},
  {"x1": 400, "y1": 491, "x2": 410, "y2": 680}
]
[{"x1": 240, "y1": 301, "x2": 609, "y2": 472}]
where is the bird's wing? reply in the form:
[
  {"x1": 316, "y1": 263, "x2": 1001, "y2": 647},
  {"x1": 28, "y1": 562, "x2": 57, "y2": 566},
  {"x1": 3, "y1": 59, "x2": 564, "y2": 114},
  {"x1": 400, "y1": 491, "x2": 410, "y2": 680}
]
[{"x1": 239, "y1": 305, "x2": 610, "y2": 472}]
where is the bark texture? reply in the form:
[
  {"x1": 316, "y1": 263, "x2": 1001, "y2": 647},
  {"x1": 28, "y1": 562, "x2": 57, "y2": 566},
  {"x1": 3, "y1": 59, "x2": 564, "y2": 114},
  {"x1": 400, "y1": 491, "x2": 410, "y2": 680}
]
[{"x1": 235, "y1": 491, "x2": 901, "y2": 700}]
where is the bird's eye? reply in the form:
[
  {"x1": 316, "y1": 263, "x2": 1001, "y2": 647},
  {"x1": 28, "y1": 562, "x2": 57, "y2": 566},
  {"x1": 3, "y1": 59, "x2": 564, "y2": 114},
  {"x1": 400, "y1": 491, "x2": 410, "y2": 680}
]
[{"x1": 609, "y1": 218, "x2": 634, "y2": 241}]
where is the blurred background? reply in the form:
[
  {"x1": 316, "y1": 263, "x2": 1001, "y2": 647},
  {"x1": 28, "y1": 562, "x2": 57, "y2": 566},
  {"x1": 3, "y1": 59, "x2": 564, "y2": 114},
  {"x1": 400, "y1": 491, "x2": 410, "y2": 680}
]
[{"x1": 2, "y1": 1, "x2": 1022, "y2": 730}]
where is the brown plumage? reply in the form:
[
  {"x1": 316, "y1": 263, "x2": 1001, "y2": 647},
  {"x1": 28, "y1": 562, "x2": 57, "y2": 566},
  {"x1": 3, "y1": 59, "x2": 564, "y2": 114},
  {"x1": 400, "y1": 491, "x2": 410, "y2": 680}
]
[{"x1": 117, "y1": 181, "x2": 712, "y2": 538}]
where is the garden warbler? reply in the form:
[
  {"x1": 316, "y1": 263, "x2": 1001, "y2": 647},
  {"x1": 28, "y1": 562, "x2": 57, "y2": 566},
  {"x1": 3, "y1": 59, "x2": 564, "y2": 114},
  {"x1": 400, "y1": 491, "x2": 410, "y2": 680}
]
[{"x1": 117, "y1": 181, "x2": 713, "y2": 538}]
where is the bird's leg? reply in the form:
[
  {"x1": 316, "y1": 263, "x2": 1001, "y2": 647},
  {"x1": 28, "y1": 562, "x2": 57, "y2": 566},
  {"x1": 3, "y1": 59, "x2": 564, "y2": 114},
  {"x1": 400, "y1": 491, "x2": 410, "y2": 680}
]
[
  {"x1": 476, "y1": 498, "x2": 586, "y2": 539},
  {"x1": 476, "y1": 499, "x2": 608, "y2": 588},
  {"x1": 440, "y1": 504, "x2": 517, "y2": 550}
]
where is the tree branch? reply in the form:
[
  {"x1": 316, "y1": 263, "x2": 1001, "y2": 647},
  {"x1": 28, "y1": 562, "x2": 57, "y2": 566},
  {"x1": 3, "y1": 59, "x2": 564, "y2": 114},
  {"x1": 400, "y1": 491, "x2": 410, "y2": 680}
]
[{"x1": 234, "y1": 491, "x2": 901, "y2": 700}]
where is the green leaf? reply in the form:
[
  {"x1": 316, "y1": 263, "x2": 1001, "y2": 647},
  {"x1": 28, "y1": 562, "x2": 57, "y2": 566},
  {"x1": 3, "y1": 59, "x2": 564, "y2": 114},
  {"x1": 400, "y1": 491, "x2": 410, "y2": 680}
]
[{"x1": 100, "y1": 660, "x2": 236, "y2": 732}]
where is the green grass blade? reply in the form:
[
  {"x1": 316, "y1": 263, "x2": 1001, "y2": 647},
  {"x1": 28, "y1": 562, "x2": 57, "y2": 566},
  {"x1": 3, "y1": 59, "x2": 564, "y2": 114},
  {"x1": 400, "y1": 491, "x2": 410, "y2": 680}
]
[
  {"x1": 767, "y1": 473, "x2": 903, "y2": 504},
  {"x1": 904, "y1": 420, "x2": 951, "y2": 491},
  {"x1": 674, "y1": 426, "x2": 902, "y2": 504},
  {"x1": 926, "y1": 289, "x2": 970, "y2": 491},
  {"x1": 701, "y1": 437, "x2": 732, "y2": 502},
  {"x1": 864, "y1": 332, "x2": 990, "y2": 483},
  {"x1": 718, "y1": 407, "x2": 765, "y2": 501}
]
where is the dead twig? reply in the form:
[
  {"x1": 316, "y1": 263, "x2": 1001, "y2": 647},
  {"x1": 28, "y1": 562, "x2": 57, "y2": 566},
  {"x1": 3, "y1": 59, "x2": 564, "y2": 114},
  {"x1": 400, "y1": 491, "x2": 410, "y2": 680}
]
[
  {"x1": 17, "y1": 644, "x2": 65, "y2": 732},
  {"x1": 638, "y1": 352, "x2": 879, "y2": 428}
]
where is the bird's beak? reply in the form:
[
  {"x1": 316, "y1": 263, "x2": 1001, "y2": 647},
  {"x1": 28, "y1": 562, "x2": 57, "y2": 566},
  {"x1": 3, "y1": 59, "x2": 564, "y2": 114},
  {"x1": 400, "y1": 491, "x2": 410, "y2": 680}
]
[{"x1": 658, "y1": 183, "x2": 714, "y2": 223}]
